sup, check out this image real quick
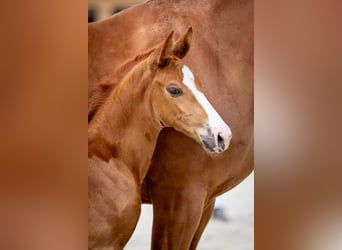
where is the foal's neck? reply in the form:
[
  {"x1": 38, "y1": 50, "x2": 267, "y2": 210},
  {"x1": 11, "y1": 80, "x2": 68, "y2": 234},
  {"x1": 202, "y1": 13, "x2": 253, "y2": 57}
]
[{"x1": 88, "y1": 63, "x2": 161, "y2": 183}]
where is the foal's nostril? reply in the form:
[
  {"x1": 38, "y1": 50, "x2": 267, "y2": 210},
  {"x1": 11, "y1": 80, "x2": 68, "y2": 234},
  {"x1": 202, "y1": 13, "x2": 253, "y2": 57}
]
[
  {"x1": 217, "y1": 134, "x2": 223, "y2": 143},
  {"x1": 217, "y1": 133, "x2": 225, "y2": 149}
]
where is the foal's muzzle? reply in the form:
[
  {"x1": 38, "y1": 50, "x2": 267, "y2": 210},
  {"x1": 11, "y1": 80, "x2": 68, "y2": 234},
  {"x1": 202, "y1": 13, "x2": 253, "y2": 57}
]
[{"x1": 200, "y1": 126, "x2": 232, "y2": 154}]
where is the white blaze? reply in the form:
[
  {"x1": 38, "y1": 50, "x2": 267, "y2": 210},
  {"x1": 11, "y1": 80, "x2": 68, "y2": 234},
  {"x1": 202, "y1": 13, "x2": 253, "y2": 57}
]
[{"x1": 182, "y1": 65, "x2": 232, "y2": 142}]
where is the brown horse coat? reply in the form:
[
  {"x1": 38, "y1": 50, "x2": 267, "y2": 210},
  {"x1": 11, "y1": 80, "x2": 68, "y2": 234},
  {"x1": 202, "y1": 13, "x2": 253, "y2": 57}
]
[
  {"x1": 88, "y1": 0, "x2": 253, "y2": 249},
  {"x1": 88, "y1": 30, "x2": 231, "y2": 249}
]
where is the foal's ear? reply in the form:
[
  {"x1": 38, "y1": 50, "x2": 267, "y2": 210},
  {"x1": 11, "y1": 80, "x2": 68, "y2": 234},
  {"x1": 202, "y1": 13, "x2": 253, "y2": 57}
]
[
  {"x1": 173, "y1": 27, "x2": 192, "y2": 59},
  {"x1": 149, "y1": 31, "x2": 174, "y2": 69}
]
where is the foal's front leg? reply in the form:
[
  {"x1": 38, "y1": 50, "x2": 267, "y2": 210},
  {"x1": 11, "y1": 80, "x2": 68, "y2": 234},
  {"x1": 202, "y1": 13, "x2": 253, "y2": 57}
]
[{"x1": 88, "y1": 161, "x2": 141, "y2": 249}]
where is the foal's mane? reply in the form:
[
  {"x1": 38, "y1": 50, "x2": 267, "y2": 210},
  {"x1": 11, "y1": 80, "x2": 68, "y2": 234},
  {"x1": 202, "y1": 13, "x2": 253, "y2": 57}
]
[{"x1": 88, "y1": 47, "x2": 156, "y2": 122}]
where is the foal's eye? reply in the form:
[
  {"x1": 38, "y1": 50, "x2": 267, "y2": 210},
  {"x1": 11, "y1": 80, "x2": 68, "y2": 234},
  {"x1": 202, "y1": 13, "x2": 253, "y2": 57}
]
[{"x1": 166, "y1": 84, "x2": 183, "y2": 97}]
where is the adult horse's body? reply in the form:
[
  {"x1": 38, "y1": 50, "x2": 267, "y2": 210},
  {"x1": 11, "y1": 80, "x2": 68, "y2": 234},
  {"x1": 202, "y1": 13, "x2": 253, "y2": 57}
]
[
  {"x1": 88, "y1": 0, "x2": 253, "y2": 249},
  {"x1": 88, "y1": 30, "x2": 231, "y2": 249}
]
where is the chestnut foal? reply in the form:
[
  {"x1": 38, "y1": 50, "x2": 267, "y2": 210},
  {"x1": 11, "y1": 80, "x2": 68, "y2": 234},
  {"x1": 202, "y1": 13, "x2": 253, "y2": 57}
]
[{"x1": 88, "y1": 30, "x2": 231, "y2": 249}]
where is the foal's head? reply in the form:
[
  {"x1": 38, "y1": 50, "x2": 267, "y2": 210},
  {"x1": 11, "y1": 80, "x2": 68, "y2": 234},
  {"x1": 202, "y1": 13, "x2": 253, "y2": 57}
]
[{"x1": 147, "y1": 28, "x2": 232, "y2": 154}]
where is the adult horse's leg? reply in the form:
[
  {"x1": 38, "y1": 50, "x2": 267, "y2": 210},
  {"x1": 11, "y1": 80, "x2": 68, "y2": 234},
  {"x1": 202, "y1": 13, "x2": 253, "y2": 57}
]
[
  {"x1": 148, "y1": 129, "x2": 209, "y2": 249},
  {"x1": 151, "y1": 187, "x2": 205, "y2": 249},
  {"x1": 189, "y1": 200, "x2": 215, "y2": 249}
]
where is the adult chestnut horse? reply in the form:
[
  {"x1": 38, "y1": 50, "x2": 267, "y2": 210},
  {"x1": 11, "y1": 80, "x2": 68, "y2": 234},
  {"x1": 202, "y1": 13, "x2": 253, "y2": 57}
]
[
  {"x1": 88, "y1": 30, "x2": 231, "y2": 249},
  {"x1": 88, "y1": 0, "x2": 253, "y2": 249}
]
